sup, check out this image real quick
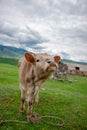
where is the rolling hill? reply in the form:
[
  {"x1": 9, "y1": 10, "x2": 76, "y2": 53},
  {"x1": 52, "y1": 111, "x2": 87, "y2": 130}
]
[
  {"x1": 0, "y1": 45, "x2": 87, "y2": 65},
  {"x1": 0, "y1": 45, "x2": 26, "y2": 59}
]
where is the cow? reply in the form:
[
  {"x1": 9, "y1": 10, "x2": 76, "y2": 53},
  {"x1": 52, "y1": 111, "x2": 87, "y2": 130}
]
[
  {"x1": 51, "y1": 62, "x2": 68, "y2": 81},
  {"x1": 57, "y1": 62, "x2": 68, "y2": 80},
  {"x1": 19, "y1": 52, "x2": 60, "y2": 122}
]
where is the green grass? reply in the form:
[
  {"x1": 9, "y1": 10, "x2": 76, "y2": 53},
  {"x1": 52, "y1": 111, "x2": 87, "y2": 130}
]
[
  {"x1": 0, "y1": 57, "x2": 18, "y2": 66},
  {"x1": 0, "y1": 63, "x2": 87, "y2": 130}
]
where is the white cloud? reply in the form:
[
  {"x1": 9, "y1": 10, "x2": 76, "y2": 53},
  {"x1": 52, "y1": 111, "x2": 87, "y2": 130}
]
[{"x1": 0, "y1": 0, "x2": 87, "y2": 62}]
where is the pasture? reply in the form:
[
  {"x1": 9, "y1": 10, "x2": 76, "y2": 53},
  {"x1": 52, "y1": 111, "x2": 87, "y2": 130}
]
[{"x1": 0, "y1": 63, "x2": 87, "y2": 130}]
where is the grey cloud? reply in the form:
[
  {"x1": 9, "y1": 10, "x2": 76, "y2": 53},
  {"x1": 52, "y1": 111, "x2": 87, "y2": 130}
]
[
  {"x1": 1, "y1": 0, "x2": 87, "y2": 19},
  {"x1": 26, "y1": 26, "x2": 46, "y2": 43},
  {"x1": 0, "y1": 22, "x2": 19, "y2": 38},
  {"x1": 0, "y1": 0, "x2": 87, "y2": 62},
  {"x1": 60, "y1": 52, "x2": 70, "y2": 59},
  {"x1": 17, "y1": 26, "x2": 47, "y2": 48},
  {"x1": 57, "y1": 0, "x2": 87, "y2": 16},
  {"x1": 59, "y1": 27, "x2": 87, "y2": 44},
  {"x1": 50, "y1": 0, "x2": 87, "y2": 16},
  {"x1": 0, "y1": 21, "x2": 47, "y2": 50},
  {"x1": 13, "y1": 0, "x2": 61, "y2": 19}
]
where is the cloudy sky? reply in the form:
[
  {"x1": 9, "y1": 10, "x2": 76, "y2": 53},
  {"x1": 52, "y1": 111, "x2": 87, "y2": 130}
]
[{"x1": 0, "y1": 0, "x2": 87, "y2": 62}]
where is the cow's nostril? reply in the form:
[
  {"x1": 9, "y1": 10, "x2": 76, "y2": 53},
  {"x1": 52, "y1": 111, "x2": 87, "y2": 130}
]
[{"x1": 47, "y1": 61, "x2": 51, "y2": 64}]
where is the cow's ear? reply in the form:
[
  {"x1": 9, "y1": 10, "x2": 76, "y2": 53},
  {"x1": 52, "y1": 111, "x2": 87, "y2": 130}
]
[
  {"x1": 54, "y1": 56, "x2": 60, "y2": 63},
  {"x1": 25, "y1": 52, "x2": 35, "y2": 63}
]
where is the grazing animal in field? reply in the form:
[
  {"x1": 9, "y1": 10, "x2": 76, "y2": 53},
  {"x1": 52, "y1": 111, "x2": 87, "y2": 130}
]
[
  {"x1": 58, "y1": 62, "x2": 68, "y2": 80},
  {"x1": 19, "y1": 52, "x2": 60, "y2": 121},
  {"x1": 52, "y1": 62, "x2": 68, "y2": 81}
]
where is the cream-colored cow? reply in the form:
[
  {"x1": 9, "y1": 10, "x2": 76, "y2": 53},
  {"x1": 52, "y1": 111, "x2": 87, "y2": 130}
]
[{"x1": 19, "y1": 52, "x2": 60, "y2": 121}]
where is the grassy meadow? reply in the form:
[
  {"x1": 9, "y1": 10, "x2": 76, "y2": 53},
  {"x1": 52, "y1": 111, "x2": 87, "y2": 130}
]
[{"x1": 0, "y1": 62, "x2": 87, "y2": 130}]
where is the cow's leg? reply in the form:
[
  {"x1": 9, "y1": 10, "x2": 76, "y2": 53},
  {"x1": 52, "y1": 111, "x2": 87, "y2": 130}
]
[
  {"x1": 27, "y1": 101, "x2": 33, "y2": 121},
  {"x1": 27, "y1": 86, "x2": 35, "y2": 121},
  {"x1": 19, "y1": 87, "x2": 26, "y2": 114},
  {"x1": 34, "y1": 86, "x2": 40, "y2": 104}
]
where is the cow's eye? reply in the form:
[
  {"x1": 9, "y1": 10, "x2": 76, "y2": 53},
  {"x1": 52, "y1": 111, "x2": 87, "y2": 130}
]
[{"x1": 36, "y1": 59, "x2": 40, "y2": 62}]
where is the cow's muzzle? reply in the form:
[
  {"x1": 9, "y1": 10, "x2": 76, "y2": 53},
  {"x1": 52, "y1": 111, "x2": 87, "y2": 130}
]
[{"x1": 47, "y1": 61, "x2": 57, "y2": 72}]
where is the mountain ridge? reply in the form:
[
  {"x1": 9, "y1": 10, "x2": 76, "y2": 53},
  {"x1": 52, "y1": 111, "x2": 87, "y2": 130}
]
[
  {"x1": 0, "y1": 44, "x2": 87, "y2": 65},
  {"x1": 0, "y1": 44, "x2": 26, "y2": 59}
]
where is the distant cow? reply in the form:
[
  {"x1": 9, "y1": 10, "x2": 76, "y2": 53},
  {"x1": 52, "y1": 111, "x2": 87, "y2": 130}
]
[
  {"x1": 19, "y1": 52, "x2": 60, "y2": 121},
  {"x1": 52, "y1": 62, "x2": 68, "y2": 81}
]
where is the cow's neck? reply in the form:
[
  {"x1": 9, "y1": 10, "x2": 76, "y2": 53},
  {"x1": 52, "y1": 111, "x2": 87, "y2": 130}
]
[{"x1": 31, "y1": 66, "x2": 51, "y2": 87}]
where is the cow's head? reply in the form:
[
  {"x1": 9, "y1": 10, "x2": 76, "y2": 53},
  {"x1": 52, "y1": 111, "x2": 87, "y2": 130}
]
[{"x1": 25, "y1": 52, "x2": 60, "y2": 75}]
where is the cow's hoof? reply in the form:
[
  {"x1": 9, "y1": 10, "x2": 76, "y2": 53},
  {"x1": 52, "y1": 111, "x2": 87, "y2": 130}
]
[
  {"x1": 19, "y1": 112, "x2": 23, "y2": 115},
  {"x1": 27, "y1": 115, "x2": 31, "y2": 121},
  {"x1": 19, "y1": 110, "x2": 24, "y2": 115}
]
